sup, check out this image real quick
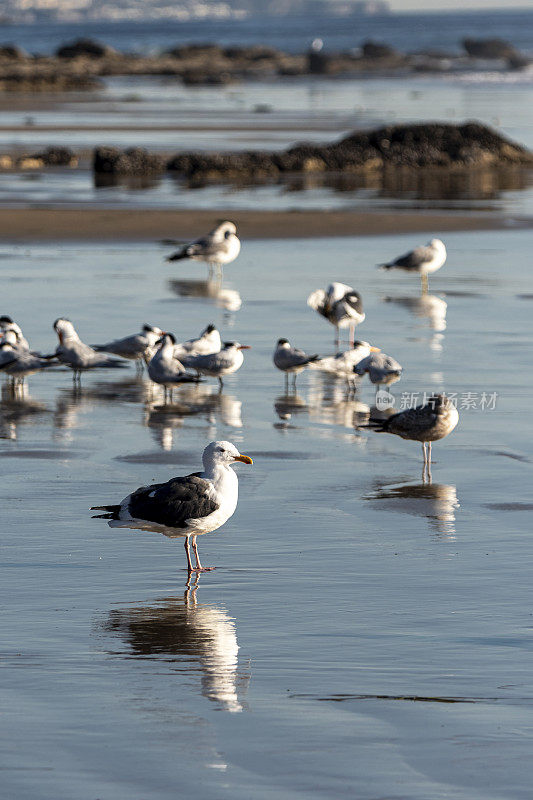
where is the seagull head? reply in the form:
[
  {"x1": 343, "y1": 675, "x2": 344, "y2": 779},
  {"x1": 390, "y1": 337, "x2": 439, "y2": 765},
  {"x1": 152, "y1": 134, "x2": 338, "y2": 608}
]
[
  {"x1": 429, "y1": 238, "x2": 445, "y2": 251},
  {"x1": 203, "y1": 324, "x2": 217, "y2": 335},
  {"x1": 0, "y1": 315, "x2": 14, "y2": 328},
  {"x1": 223, "y1": 341, "x2": 250, "y2": 351},
  {"x1": 156, "y1": 332, "x2": 176, "y2": 348},
  {"x1": 54, "y1": 318, "x2": 78, "y2": 343},
  {"x1": 214, "y1": 220, "x2": 238, "y2": 239},
  {"x1": 203, "y1": 440, "x2": 253, "y2": 469},
  {"x1": 276, "y1": 338, "x2": 290, "y2": 348},
  {"x1": 142, "y1": 324, "x2": 164, "y2": 336}
]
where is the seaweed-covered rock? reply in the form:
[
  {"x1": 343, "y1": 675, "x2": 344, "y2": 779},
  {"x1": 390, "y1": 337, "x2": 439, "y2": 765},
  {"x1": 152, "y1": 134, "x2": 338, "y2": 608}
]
[
  {"x1": 462, "y1": 38, "x2": 517, "y2": 60},
  {"x1": 28, "y1": 146, "x2": 77, "y2": 166},
  {"x1": 56, "y1": 38, "x2": 115, "y2": 59},
  {"x1": 93, "y1": 146, "x2": 165, "y2": 175},
  {"x1": 361, "y1": 41, "x2": 398, "y2": 59}
]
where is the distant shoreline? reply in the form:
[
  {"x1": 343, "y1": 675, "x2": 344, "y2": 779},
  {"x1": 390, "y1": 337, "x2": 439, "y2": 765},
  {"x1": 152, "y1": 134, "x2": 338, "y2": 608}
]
[{"x1": 0, "y1": 207, "x2": 526, "y2": 243}]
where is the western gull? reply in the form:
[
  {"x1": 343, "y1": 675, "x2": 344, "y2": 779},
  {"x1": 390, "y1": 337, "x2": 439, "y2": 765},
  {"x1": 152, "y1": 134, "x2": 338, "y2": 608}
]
[
  {"x1": 147, "y1": 333, "x2": 200, "y2": 402},
  {"x1": 165, "y1": 221, "x2": 241, "y2": 279},
  {"x1": 307, "y1": 282, "x2": 365, "y2": 346},
  {"x1": 362, "y1": 393, "x2": 458, "y2": 479},
  {"x1": 273, "y1": 338, "x2": 319, "y2": 390},
  {"x1": 53, "y1": 318, "x2": 126, "y2": 383},
  {"x1": 185, "y1": 341, "x2": 249, "y2": 389},
  {"x1": 91, "y1": 440, "x2": 253, "y2": 573},
  {"x1": 354, "y1": 351, "x2": 403, "y2": 389},
  {"x1": 379, "y1": 238, "x2": 447, "y2": 293},
  {"x1": 92, "y1": 324, "x2": 164, "y2": 372}
]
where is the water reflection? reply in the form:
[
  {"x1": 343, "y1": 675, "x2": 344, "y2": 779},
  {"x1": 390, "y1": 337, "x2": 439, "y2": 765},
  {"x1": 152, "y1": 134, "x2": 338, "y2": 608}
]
[
  {"x1": 168, "y1": 278, "x2": 242, "y2": 321},
  {"x1": 0, "y1": 383, "x2": 48, "y2": 440},
  {"x1": 102, "y1": 580, "x2": 247, "y2": 713},
  {"x1": 364, "y1": 480, "x2": 460, "y2": 536},
  {"x1": 308, "y1": 373, "x2": 370, "y2": 432},
  {"x1": 383, "y1": 293, "x2": 447, "y2": 332},
  {"x1": 273, "y1": 393, "x2": 309, "y2": 429}
]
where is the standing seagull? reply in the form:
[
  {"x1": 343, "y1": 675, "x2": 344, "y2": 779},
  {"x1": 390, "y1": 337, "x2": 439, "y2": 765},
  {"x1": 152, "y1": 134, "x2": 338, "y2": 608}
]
[
  {"x1": 166, "y1": 221, "x2": 241, "y2": 279},
  {"x1": 273, "y1": 338, "x2": 319, "y2": 390},
  {"x1": 354, "y1": 352, "x2": 403, "y2": 389},
  {"x1": 186, "y1": 342, "x2": 249, "y2": 390},
  {"x1": 53, "y1": 318, "x2": 126, "y2": 383},
  {"x1": 174, "y1": 324, "x2": 222, "y2": 362},
  {"x1": 379, "y1": 238, "x2": 446, "y2": 293},
  {"x1": 363, "y1": 394, "x2": 458, "y2": 480},
  {"x1": 92, "y1": 324, "x2": 164, "y2": 372},
  {"x1": 91, "y1": 440, "x2": 253, "y2": 573},
  {"x1": 310, "y1": 340, "x2": 381, "y2": 390},
  {"x1": 307, "y1": 282, "x2": 365, "y2": 346},
  {"x1": 147, "y1": 333, "x2": 200, "y2": 402}
]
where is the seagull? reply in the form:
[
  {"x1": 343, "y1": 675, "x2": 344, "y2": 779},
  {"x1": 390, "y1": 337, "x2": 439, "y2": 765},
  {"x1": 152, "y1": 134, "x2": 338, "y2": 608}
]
[
  {"x1": 307, "y1": 282, "x2": 365, "y2": 345},
  {"x1": 273, "y1": 338, "x2": 319, "y2": 390},
  {"x1": 0, "y1": 316, "x2": 30, "y2": 350},
  {"x1": 92, "y1": 324, "x2": 164, "y2": 372},
  {"x1": 310, "y1": 340, "x2": 381, "y2": 389},
  {"x1": 379, "y1": 238, "x2": 446, "y2": 293},
  {"x1": 354, "y1": 351, "x2": 403, "y2": 389},
  {"x1": 362, "y1": 394, "x2": 458, "y2": 480},
  {"x1": 174, "y1": 323, "x2": 222, "y2": 362},
  {"x1": 91, "y1": 440, "x2": 253, "y2": 573},
  {"x1": 0, "y1": 340, "x2": 55, "y2": 386},
  {"x1": 166, "y1": 221, "x2": 241, "y2": 278},
  {"x1": 147, "y1": 333, "x2": 200, "y2": 402},
  {"x1": 185, "y1": 341, "x2": 249, "y2": 389},
  {"x1": 53, "y1": 318, "x2": 126, "y2": 383}
]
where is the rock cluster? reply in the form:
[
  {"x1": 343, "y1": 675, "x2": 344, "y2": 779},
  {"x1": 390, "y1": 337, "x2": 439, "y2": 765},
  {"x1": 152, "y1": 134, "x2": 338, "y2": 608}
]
[{"x1": 93, "y1": 147, "x2": 166, "y2": 175}]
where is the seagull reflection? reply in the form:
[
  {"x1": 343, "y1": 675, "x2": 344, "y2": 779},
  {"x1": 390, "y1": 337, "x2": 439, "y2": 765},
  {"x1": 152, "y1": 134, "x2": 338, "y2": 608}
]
[
  {"x1": 145, "y1": 386, "x2": 242, "y2": 451},
  {"x1": 102, "y1": 579, "x2": 247, "y2": 713},
  {"x1": 383, "y1": 294, "x2": 447, "y2": 332},
  {"x1": 168, "y1": 279, "x2": 242, "y2": 322},
  {"x1": 274, "y1": 393, "x2": 309, "y2": 429},
  {"x1": 364, "y1": 480, "x2": 459, "y2": 536},
  {"x1": 307, "y1": 373, "x2": 370, "y2": 433},
  {"x1": 0, "y1": 383, "x2": 48, "y2": 439}
]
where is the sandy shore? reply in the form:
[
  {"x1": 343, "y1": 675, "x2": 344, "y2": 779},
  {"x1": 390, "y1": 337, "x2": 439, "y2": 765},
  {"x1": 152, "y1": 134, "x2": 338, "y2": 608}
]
[{"x1": 0, "y1": 207, "x2": 524, "y2": 242}]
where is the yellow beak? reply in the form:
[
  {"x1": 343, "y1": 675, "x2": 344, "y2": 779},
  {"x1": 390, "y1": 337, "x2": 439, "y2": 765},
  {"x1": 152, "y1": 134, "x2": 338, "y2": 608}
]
[
  {"x1": 370, "y1": 346, "x2": 381, "y2": 352},
  {"x1": 234, "y1": 453, "x2": 253, "y2": 464}
]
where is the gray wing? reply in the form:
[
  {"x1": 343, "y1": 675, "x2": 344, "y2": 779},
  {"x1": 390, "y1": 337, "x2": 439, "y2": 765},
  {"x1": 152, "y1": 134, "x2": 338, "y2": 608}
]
[
  {"x1": 274, "y1": 348, "x2": 317, "y2": 370},
  {"x1": 388, "y1": 245, "x2": 434, "y2": 270},
  {"x1": 387, "y1": 405, "x2": 437, "y2": 437},
  {"x1": 93, "y1": 333, "x2": 146, "y2": 356},
  {"x1": 127, "y1": 474, "x2": 218, "y2": 528}
]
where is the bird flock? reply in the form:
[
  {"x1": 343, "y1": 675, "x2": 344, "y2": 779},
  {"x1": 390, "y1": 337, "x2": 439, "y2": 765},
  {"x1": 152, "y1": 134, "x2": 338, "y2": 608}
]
[{"x1": 2, "y1": 221, "x2": 458, "y2": 573}]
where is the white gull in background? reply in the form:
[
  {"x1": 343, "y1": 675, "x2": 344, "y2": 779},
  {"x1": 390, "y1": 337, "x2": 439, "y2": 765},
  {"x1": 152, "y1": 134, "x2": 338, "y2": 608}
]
[
  {"x1": 185, "y1": 341, "x2": 249, "y2": 389},
  {"x1": 166, "y1": 221, "x2": 241, "y2": 278},
  {"x1": 92, "y1": 324, "x2": 164, "y2": 371},
  {"x1": 147, "y1": 333, "x2": 200, "y2": 402},
  {"x1": 53, "y1": 318, "x2": 126, "y2": 383},
  {"x1": 380, "y1": 238, "x2": 446, "y2": 292},
  {"x1": 307, "y1": 282, "x2": 365, "y2": 345},
  {"x1": 273, "y1": 338, "x2": 319, "y2": 389},
  {"x1": 91, "y1": 440, "x2": 253, "y2": 573}
]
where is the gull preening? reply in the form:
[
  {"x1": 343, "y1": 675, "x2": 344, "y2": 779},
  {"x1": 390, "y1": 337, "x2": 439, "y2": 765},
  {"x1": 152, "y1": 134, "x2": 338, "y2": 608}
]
[
  {"x1": 92, "y1": 324, "x2": 164, "y2": 372},
  {"x1": 185, "y1": 341, "x2": 249, "y2": 389},
  {"x1": 307, "y1": 282, "x2": 365, "y2": 345},
  {"x1": 53, "y1": 318, "x2": 126, "y2": 383},
  {"x1": 363, "y1": 393, "x2": 458, "y2": 480},
  {"x1": 174, "y1": 323, "x2": 222, "y2": 362},
  {"x1": 0, "y1": 316, "x2": 30, "y2": 351},
  {"x1": 166, "y1": 221, "x2": 241, "y2": 279},
  {"x1": 147, "y1": 333, "x2": 200, "y2": 401},
  {"x1": 380, "y1": 238, "x2": 447, "y2": 293},
  {"x1": 354, "y1": 351, "x2": 403, "y2": 389},
  {"x1": 273, "y1": 338, "x2": 319, "y2": 390},
  {"x1": 310, "y1": 340, "x2": 380, "y2": 389},
  {"x1": 91, "y1": 440, "x2": 253, "y2": 573}
]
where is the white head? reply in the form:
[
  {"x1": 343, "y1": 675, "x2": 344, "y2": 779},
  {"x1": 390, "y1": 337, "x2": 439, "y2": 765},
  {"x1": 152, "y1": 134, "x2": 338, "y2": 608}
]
[
  {"x1": 54, "y1": 318, "x2": 79, "y2": 342},
  {"x1": 276, "y1": 338, "x2": 291, "y2": 350},
  {"x1": 429, "y1": 238, "x2": 445, "y2": 251},
  {"x1": 142, "y1": 324, "x2": 165, "y2": 346},
  {"x1": 202, "y1": 440, "x2": 253, "y2": 470},
  {"x1": 0, "y1": 316, "x2": 23, "y2": 338},
  {"x1": 1, "y1": 329, "x2": 18, "y2": 346},
  {"x1": 214, "y1": 220, "x2": 237, "y2": 239}
]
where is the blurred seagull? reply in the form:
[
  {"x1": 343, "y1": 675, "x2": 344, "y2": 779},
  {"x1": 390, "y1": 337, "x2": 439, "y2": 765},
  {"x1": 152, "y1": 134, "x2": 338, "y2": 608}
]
[
  {"x1": 147, "y1": 333, "x2": 200, "y2": 402},
  {"x1": 0, "y1": 316, "x2": 30, "y2": 350},
  {"x1": 174, "y1": 323, "x2": 222, "y2": 362},
  {"x1": 310, "y1": 340, "x2": 380, "y2": 389},
  {"x1": 273, "y1": 338, "x2": 319, "y2": 390},
  {"x1": 379, "y1": 238, "x2": 446, "y2": 292},
  {"x1": 307, "y1": 282, "x2": 365, "y2": 345},
  {"x1": 362, "y1": 393, "x2": 458, "y2": 479},
  {"x1": 92, "y1": 324, "x2": 165, "y2": 372},
  {"x1": 53, "y1": 318, "x2": 126, "y2": 383},
  {"x1": 186, "y1": 341, "x2": 249, "y2": 390},
  {"x1": 354, "y1": 351, "x2": 403, "y2": 389},
  {"x1": 0, "y1": 339, "x2": 55, "y2": 386},
  {"x1": 166, "y1": 221, "x2": 241, "y2": 278},
  {"x1": 91, "y1": 440, "x2": 253, "y2": 573}
]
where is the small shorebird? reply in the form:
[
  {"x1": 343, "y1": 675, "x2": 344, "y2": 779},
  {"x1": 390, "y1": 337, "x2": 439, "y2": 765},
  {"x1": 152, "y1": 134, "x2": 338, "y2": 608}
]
[
  {"x1": 166, "y1": 221, "x2": 241, "y2": 278},
  {"x1": 147, "y1": 333, "x2": 200, "y2": 402},
  {"x1": 363, "y1": 393, "x2": 458, "y2": 480},
  {"x1": 174, "y1": 323, "x2": 222, "y2": 362},
  {"x1": 379, "y1": 238, "x2": 447, "y2": 293},
  {"x1": 185, "y1": 341, "x2": 249, "y2": 389},
  {"x1": 93, "y1": 324, "x2": 164, "y2": 372},
  {"x1": 0, "y1": 336, "x2": 55, "y2": 387},
  {"x1": 307, "y1": 282, "x2": 365, "y2": 346},
  {"x1": 53, "y1": 318, "x2": 126, "y2": 383},
  {"x1": 354, "y1": 351, "x2": 403, "y2": 389},
  {"x1": 273, "y1": 338, "x2": 319, "y2": 390},
  {"x1": 0, "y1": 316, "x2": 30, "y2": 351},
  {"x1": 91, "y1": 440, "x2": 253, "y2": 573},
  {"x1": 310, "y1": 340, "x2": 380, "y2": 390}
]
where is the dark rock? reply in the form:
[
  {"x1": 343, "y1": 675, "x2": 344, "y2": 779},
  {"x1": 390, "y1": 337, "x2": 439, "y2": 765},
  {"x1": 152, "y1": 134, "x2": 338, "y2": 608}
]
[
  {"x1": 165, "y1": 43, "x2": 224, "y2": 59},
  {"x1": 181, "y1": 70, "x2": 233, "y2": 86},
  {"x1": 56, "y1": 38, "x2": 114, "y2": 59},
  {"x1": 462, "y1": 38, "x2": 517, "y2": 60},
  {"x1": 361, "y1": 41, "x2": 398, "y2": 59},
  {"x1": 0, "y1": 44, "x2": 27, "y2": 59},
  {"x1": 29, "y1": 146, "x2": 77, "y2": 166},
  {"x1": 93, "y1": 146, "x2": 165, "y2": 175}
]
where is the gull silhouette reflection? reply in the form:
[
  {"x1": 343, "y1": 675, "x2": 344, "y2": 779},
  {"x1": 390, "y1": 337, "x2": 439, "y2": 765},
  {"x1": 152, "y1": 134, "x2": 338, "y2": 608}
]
[
  {"x1": 102, "y1": 578, "x2": 248, "y2": 713},
  {"x1": 0, "y1": 383, "x2": 48, "y2": 439},
  {"x1": 168, "y1": 279, "x2": 241, "y2": 324},
  {"x1": 383, "y1": 294, "x2": 447, "y2": 352},
  {"x1": 364, "y1": 480, "x2": 459, "y2": 536}
]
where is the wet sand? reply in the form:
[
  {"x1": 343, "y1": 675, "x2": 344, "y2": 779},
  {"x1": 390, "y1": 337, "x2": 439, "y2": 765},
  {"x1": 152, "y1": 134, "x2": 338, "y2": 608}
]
[{"x1": 0, "y1": 207, "x2": 523, "y2": 242}]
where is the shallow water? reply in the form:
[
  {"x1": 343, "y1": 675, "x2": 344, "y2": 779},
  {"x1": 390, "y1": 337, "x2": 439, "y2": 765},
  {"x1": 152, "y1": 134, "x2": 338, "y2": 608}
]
[{"x1": 1, "y1": 229, "x2": 533, "y2": 798}]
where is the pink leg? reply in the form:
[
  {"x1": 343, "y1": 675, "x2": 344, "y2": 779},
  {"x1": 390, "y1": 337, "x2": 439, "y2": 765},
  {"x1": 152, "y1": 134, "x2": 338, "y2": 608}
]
[
  {"x1": 184, "y1": 537, "x2": 194, "y2": 572},
  {"x1": 191, "y1": 535, "x2": 215, "y2": 572}
]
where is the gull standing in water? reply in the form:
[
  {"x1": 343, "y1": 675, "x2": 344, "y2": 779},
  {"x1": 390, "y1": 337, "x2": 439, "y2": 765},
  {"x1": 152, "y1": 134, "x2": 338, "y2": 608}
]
[
  {"x1": 92, "y1": 324, "x2": 164, "y2": 372},
  {"x1": 147, "y1": 333, "x2": 200, "y2": 402},
  {"x1": 354, "y1": 351, "x2": 403, "y2": 389},
  {"x1": 166, "y1": 221, "x2": 241, "y2": 279},
  {"x1": 273, "y1": 338, "x2": 319, "y2": 390},
  {"x1": 53, "y1": 318, "x2": 126, "y2": 384},
  {"x1": 363, "y1": 394, "x2": 458, "y2": 480},
  {"x1": 310, "y1": 340, "x2": 381, "y2": 391},
  {"x1": 91, "y1": 440, "x2": 253, "y2": 573},
  {"x1": 185, "y1": 342, "x2": 249, "y2": 390},
  {"x1": 0, "y1": 333, "x2": 55, "y2": 387},
  {"x1": 379, "y1": 238, "x2": 446, "y2": 293},
  {"x1": 307, "y1": 282, "x2": 365, "y2": 346}
]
